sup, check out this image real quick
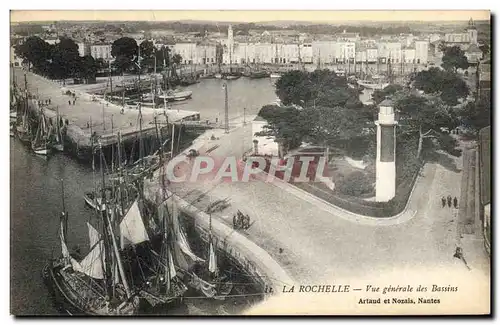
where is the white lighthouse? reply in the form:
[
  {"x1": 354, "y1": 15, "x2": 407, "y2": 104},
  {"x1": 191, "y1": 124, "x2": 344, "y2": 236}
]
[{"x1": 375, "y1": 99, "x2": 397, "y2": 202}]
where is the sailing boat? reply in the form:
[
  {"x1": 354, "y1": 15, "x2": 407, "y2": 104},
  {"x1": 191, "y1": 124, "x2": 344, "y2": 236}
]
[
  {"x1": 16, "y1": 80, "x2": 32, "y2": 144},
  {"x1": 158, "y1": 50, "x2": 193, "y2": 102},
  {"x1": 32, "y1": 110, "x2": 51, "y2": 156},
  {"x1": 50, "y1": 107, "x2": 64, "y2": 152},
  {"x1": 222, "y1": 47, "x2": 241, "y2": 80},
  {"x1": 205, "y1": 211, "x2": 233, "y2": 300},
  {"x1": 43, "y1": 176, "x2": 140, "y2": 315}
]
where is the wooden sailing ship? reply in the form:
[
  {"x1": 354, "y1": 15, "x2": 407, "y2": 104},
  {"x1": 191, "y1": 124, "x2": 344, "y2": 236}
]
[
  {"x1": 31, "y1": 109, "x2": 51, "y2": 156},
  {"x1": 45, "y1": 139, "x2": 192, "y2": 315},
  {"x1": 16, "y1": 75, "x2": 33, "y2": 145},
  {"x1": 49, "y1": 107, "x2": 65, "y2": 152}
]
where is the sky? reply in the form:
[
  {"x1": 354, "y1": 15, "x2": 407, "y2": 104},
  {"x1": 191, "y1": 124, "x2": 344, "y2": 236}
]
[{"x1": 10, "y1": 10, "x2": 490, "y2": 23}]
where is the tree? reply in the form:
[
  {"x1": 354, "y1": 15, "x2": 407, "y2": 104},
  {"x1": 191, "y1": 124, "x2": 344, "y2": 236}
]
[
  {"x1": 111, "y1": 37, "x2": 138, "y2": 73},
  {"x1": 441, "y1": 46, "x2": 469, "y2": 73},
  {"x1": 304, "y1": 105, "x2": 363, "y2": 158},
  {"x1": 51, "y1": 37, "x2": 80, "y2": 80},
  {"x1": 412, "y1": 67, "x2": 469, "y2": 106},
  {"x1": 394, "y1": 92, "x2": 458, "y2": 158},
  {"x1": 371, "y1": 84, "x2": 403, "y2": 105},
  {"x1": 79, "y1": 55, "x2": 98, "y2": 83},
  {"x1": 275, "y1": 69, "x2": 360, "y2": 108},
  {"x1": 139, "y1": 40, "x2": 156, "y2": 70},
  {"x1": 171, "y1": 53, "x2": 183, "y2": 65},
  {"x1": 479, "y1": 44, "x2": 490, "y2": 58},
  {"x1": 15, "y1": 36, "x2": 52, "y2": 72},
  {"x1": 256, "y1": 105, "x2": 309, "y2": 156},
  {"x1": 155, "y1": 46, "x2": 171, "y2": 69},
  {"x1": 460, "y1": 96, "x2": 491, "y2": 131}
]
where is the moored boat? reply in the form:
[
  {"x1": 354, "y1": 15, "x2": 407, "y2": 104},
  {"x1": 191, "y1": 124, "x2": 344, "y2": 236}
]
[
  {"x1": 356, "y1": 79, "x2": 389, "y2": 90},
  {"x1": 269, "y1": 73, "x2": 282, "y2": 79},
  {"x1": 157, "y1": 90, "x2": 193, "y2": 102},
  {"x1": 248, "y1": 70, "x2": 269, "y2": 79},
  {"x1": 31, "y1": 110, "x2": 51, "y2": 156},
  {"x1": 83, "y1": 191, "x2": 105, "y2": 211}
]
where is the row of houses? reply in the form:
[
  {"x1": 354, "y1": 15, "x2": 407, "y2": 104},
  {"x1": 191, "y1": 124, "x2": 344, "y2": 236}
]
[
  {"x1": 174, "y1": 39, "x2": 430, "y2": 65},
  {"x1": 63, "y1": 39, "x2": 429, "y2": 65}
]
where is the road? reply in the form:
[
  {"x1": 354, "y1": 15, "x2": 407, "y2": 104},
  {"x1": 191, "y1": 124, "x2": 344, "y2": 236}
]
[{"x1": 163, "y1": 121, "x2": 489, "y2": 310}]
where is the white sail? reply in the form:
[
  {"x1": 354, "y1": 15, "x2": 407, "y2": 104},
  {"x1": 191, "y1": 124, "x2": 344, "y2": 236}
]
[
  {"x1": 170, "y1": 199, "x2": 204, "y2": 263},
  {"x1": 168, "y1": 250, "x2": 177, "y2": 279},
  {"x1": 59, "y1": 224, "x2": 70, "y2": 260},
  {"x1": 72, "y1": 240, "x2": 105, "y2": 280},
  {"x1": 87, "y1": 222, "x2": 100, "y2": 249},
  {"x1": 208, "y1": 242, "x2": 217, "y2": 274},
  {"x1": 120, "y1": 199, "x2": 150, "y2": 249}
]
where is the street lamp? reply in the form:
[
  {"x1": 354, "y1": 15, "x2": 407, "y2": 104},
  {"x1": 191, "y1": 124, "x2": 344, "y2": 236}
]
[{"x1": 222, "y1": 82, "x2": 229, "y2": 133}]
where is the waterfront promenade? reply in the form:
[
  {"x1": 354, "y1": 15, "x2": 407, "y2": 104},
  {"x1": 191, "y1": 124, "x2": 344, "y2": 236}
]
[{"x1": 12, "y1": 68, "x2": 200, "y2": 143}]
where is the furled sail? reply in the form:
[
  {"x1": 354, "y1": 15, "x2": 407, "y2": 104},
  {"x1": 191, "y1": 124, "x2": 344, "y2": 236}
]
[{"x1": 120, "y1": 199, "x2": 150, "y2": 249}]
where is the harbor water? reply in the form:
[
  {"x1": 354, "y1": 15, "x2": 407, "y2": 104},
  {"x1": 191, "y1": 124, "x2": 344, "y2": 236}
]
[{"x1": 10, "y1": 77, "x2": 278, "y2": 315}]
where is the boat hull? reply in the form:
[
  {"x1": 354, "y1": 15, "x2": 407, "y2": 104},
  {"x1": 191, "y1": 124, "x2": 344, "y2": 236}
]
[
  {"x1": 33, "y1": 147, "x2": 50, "y2": 156},
  {"x1": 158, "y1": 91, "x2": 193, "y2": 102},
  {"x1": 42, "y1": 262, "x2": 138, "y2": 316},
  {"x1": 356, "y1": 80, "x2": 389, "y2": 90},
  {"x1": 83, "y1": 194, "x2": 105, "y2": 211},
  {"x1": 223, "y1": 75, "x2": 240, "y2": 80}
]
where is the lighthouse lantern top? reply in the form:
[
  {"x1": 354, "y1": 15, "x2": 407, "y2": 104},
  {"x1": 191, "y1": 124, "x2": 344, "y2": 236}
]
[{"x1": 379, "y1": 98, "x2": 394, "y2": 115}]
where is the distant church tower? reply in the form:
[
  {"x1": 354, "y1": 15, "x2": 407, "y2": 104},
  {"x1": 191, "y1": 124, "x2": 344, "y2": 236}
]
[
  {"x1": 467, "y1": 17, "x2": 478, "y2": 45},
  {"x1": 227, "y1": 25, "x2": 234, "y2": 63}
]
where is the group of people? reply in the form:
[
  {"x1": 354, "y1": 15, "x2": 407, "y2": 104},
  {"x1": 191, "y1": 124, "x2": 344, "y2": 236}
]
[
  {"x1": 233, "y1": 210, "x2": 251, "y2": 230},
  {"x1": 441, "y1": 195, "x2": 459, "y2": 209},
  {"x1": 37, "y1": 98, "x2": 51, "y2": 107},
  {"x1": 67, "y1": 92, "x2": 78, "y2": 106}
]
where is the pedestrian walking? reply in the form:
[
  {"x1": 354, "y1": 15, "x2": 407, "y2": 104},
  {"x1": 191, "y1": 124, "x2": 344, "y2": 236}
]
[
  {"x1": 447, "y1": 195, "x2": 452, "y2": 208},
  {"x1": 453, "y1": 197, "x2": 458, "y2": 209},
  {"x1": 441, "y1": 196, "x2": 446, "y2": 208},
  {"x1": 68, "y1": 100, "x2": 71, "y2": 106},
  {"x1": 73, "y1": 99, "x2": 76, "y2": 105},
  {"x1": 48, "y1": 98, "x2": 51, "y2": 105}
]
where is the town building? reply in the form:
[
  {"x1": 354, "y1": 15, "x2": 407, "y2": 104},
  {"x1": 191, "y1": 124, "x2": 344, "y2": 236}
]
[
  {"x1": 90, "y1": 43, "x2": 112, "y2": 61},
  {"x1": 443, "y1": 18, "x2": 478, "y2": 50},
  {"x1": 414, "y1": 40, "x2": 429, "y2": 64},
  {"x1": 377, "y1": 42, "x2": 402, "y2": 63},
  {"x1": 76, "y1": 41, "x2": 91, "y2": 57},
  {"x1": 477, "y1": 60, "x2": 491, "y2": 101},
  {"x1": 173, "y1": 42, "x2": 198, "y2": 64},
  {"x1": 465, "y1": 43, "x2": 483, "y2": 64}
]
